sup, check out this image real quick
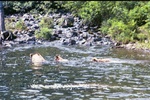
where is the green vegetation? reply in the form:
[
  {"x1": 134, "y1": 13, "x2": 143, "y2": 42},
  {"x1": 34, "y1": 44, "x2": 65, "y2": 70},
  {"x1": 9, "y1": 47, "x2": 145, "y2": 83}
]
[
  {"x1": 35, "y1": 17, "x2": 54, "y2": 40},
  {"x1": 62, "y1": 1, "x2": 150, "y2": 45},
  {"x1": 15, "y1": 19, "x2": 27, "y2": 31},
  {"x1": 3, "y1": 1, "x2": 150, "y2": 48},
  {"x1": 35, "y1": 27, "x2": 53, "y2": 40},
  {"x1": 5, "y1": 18, "x2": 27, "y2": 31},
  {"x1": 3, "y1": 1, "x2": 62, "y2": 15},
  {"x1": 5, "y1": 17, "x2": 16, "y2": 31},
  {"x1": 39, "y1": 17, "x2": 54, "y2": 29}
]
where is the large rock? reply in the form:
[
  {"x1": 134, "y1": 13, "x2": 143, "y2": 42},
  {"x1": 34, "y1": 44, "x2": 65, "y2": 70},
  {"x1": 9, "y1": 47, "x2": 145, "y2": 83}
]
[
  {"x1": 1, "y1": 31, "x2": 17, "y2": 41},
  {"x1": 56, "y1": 16, "x2": 74, "y2": 28}
]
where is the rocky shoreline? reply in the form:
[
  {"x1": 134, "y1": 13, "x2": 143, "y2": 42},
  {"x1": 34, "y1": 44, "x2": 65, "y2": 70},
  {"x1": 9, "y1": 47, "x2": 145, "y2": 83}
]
[
  {"x1": 0, "y1": 13, "x2": 113, "y2": 48},
  {"x1": 1, "y1": 12, "x2": 150, "y2": 53}
]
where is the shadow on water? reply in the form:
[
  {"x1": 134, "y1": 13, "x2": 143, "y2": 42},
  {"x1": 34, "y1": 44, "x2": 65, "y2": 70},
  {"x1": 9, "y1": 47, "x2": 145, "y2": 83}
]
[{"x1": 0, "y1": 42, "x2": 150, "y2": 99}]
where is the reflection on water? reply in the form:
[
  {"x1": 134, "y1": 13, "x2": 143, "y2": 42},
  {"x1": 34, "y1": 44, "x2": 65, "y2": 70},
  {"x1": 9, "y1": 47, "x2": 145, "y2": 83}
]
[{"x1": 0, "y1": 42, "x2": 150, "y2": 99}]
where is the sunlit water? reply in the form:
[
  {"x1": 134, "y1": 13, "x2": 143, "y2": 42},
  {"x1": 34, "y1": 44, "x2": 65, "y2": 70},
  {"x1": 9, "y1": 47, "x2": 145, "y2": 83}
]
[{"x1": 0, "y1": 41, "x2": 150, "y2": 100}]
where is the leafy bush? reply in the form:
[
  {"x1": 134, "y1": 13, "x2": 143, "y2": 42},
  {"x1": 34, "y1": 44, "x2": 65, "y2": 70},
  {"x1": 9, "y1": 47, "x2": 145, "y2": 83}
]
[
  {"x1": 3, "y1": 1, "x2": 150, "y2": 46},
  {"x1": 15, "y1": 19, "x2": 27, "y2": 31},
  {"x1": 36, "y1": 17, "x2": 54, "y2": 40},
  {"x1": 5, "y1": 18, "x2": 27, "y2": 31},
  {"x1": 30, "y1": 1, "x2": 53, "y2": 14},
  {"x1": 35, "y1": 27, "x2": 53, "y2": 40},
  {"x1": 137, "y1": 33, "x2": 147, "y2": 42},
  {"x1": 78, "y1": 1, "x2": 101, "y2": 26},
  {"x1": 3, "y1": 1, "x2": 35, "y2": 15},
  {"x1": 3, "y1": 1, "x2": 63, "y2": 15},
  {"x1": 62, "y1": 1, "x2": 85, "y2": 15},
  {"x1": 128, "y1": 2, "x2": 149, "y2": 27},
  {"x1": 5, "y1": 17, "x2": 16, "y2": 31},
  {"x1": 137, "y1": 23, "x2": 150, "y2": 42},
  {"x1": 100, "y1": 18, "x2": 137, "y2": 44},
  {"x1": 39, "y1": 17, "x2": 54, "y2": 28}
]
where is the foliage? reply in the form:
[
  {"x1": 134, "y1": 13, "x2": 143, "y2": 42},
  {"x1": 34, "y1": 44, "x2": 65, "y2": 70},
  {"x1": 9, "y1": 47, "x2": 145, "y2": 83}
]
[
  {"x1": 30, "y1": 1, "x2": 53, "y2": 14},
  {"x1": 39, "y1": 17, "x2": 54, "y2": 28},
  {"x1": 78, "y1": 1, "x2": 101, "y2": 26},
  {"x1": 3, "y1": 1, "x2": 63, "y2": 15},
  {"x1": 135, "y1": 42, "x2": 150, "y2": 50},
  {"x1": 5, "y1": 18, "x2": 27, "y2": 31},
  {"x1": 101, "y1": 18, "x2": 137, "y2": 44},
  {"x1": 62, "y1": 1, "x2": 85, "y2": 15},
  {"x1": 35, "y1": 27, "x2": 53, "y2": 40},
  {"x1": 3, "y1": 1, "x2": 35, "y2": 15},
  {"x1": 5, "y1": 17, "x2": 16, "y2": 31},
  {"x1": 15, "y1": 19, "x2": 27, "y2": 31},
  {"x1": 99, "y1": 1, "x2": 150, "y2": 44},
  {"x1": 36, "y1": 16, "x2": 54, "y2": 40},
  {"x1": 137, "y1": 33, "x2": 147, "y2": 42},
  {"x1": 62, "y1": 1, "x2": 114, "y2": 26},
  {"x1": 3, "y1": 1, "x2": 150, "y2": 46}
]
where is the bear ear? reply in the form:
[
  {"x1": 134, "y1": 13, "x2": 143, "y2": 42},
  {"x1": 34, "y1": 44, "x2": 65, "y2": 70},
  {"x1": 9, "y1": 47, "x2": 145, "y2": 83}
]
[
  {"x1": 55, "y1": 54, "x2": 59, "y2": 57},
  {"x1": 92, "y1": 57, "x2": 97, "y2": 61},
  {"x1": 55, "y1": 55, "x2": 58, "y2": 58},
  {"x1": 30, "y1": 53, "x2": 33, "y2": 58},
  {"x1": 37, "y1": 53, "x2": 41, "y2": 56}
]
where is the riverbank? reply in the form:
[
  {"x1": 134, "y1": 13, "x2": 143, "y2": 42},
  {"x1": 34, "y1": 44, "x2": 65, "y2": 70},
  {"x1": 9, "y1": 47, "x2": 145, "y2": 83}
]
[
  {"x1": 1, "y1": 12, "x2": 150, "y2": 53},
  {"x1": 1, "y1": 12, "x2": 112, "y2": 48},
  {"x1": 114, "y1": 41, "x2": 150, "y2": 53}
]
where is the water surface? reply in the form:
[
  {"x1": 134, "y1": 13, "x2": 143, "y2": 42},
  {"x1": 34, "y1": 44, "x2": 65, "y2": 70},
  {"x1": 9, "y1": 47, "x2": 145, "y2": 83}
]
[{"x1": 0, "y1": 42, "x2": 150, "y2": 99}]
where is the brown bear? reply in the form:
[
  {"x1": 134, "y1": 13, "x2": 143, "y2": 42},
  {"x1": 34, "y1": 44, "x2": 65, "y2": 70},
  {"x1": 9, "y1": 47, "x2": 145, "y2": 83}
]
[
  {"x1": 30, "y1": 53, "x2": 47, "y2": 66},
  {"x1": 92, "y1": 57, "x2": 109, "y2": 62},
  {"x1": 55, "y1": 54, "x2": 68, "y2": 62}
]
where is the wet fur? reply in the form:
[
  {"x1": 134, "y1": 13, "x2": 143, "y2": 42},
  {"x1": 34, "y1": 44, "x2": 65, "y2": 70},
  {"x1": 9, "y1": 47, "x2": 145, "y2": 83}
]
[
  {"x1": 55, "y1": 55, "x2": 68, "y2": 62},
  {"x1": 30, "y1": 53, "x2": 46, "y2": 66},
  {"x1": 92, "y1": 57, "x2": 109, "y2": 62}
]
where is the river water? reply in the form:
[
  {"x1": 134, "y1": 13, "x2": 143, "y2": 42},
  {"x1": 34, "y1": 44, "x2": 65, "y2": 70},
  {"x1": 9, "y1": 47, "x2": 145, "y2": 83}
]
[{"x1": 0, "y1": 41, "x2": 150, "y2": 100}]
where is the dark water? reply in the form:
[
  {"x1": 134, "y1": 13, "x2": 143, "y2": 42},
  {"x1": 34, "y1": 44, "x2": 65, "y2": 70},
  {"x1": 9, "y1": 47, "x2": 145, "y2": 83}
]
[{"x1": 0, "y1": 41, "x2": 150, "y2": 100}]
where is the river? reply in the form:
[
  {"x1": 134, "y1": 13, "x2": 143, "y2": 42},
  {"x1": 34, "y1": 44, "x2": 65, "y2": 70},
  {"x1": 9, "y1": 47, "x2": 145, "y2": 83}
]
[{"x1": 0, "y1": 41, "x2": 150, "y2": 100}]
